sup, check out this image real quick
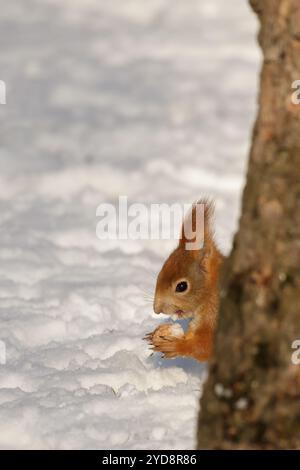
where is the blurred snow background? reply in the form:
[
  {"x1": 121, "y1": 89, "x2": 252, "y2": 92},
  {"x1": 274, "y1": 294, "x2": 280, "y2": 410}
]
[{"x1": 0, "y1": 0, "x2": 259, "y2": 449}]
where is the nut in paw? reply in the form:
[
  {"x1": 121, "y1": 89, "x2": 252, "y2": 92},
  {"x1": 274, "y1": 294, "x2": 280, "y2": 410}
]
[{"x1": 144, "y1": 323, "x2": 184, "y2": 358}]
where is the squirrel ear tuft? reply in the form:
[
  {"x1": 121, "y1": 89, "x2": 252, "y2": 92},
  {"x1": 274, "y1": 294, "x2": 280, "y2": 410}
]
[{"x1": 179, "y1": 198, "x2": 215, "y2": 254}]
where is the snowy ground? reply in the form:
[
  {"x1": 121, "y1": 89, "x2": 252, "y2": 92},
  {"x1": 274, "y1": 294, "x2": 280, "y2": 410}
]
[{"x1": 0, "y1": 0, "x2": 259, "y2": 449}]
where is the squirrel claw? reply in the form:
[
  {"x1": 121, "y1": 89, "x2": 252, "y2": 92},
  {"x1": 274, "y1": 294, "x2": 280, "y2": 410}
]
[
  {"x1": 143, "y1": 332, "x2": 153, "y2": 341},
  {"x1": 159, "y1": 335, "x2": 173, "y2": 342}
]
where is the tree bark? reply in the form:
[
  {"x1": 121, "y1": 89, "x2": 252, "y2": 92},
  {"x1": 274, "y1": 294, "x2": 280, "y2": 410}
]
[{"x1": 198, "y1": 0, "x2": 300, "y2": 449}]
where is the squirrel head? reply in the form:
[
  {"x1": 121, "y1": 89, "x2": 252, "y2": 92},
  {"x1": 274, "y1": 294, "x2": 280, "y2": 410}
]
[{"x1": 153, "y1": 199, "x2": 221, "y2": 321}]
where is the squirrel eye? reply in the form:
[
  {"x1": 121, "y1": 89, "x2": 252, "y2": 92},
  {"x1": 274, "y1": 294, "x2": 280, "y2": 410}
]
[{"x1": 175, "y1": 281, "x2": 188, "y2": 293}]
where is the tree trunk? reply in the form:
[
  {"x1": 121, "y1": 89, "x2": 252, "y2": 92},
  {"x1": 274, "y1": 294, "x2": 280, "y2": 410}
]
[{"x1": 198, "y1": 0, "x2": 300, "y2": 449}]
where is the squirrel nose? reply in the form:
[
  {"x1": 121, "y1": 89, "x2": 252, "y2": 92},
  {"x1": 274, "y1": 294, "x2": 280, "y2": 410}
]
[{"x1": 154, "y1": 299, "x2": 163, "y2": 315}]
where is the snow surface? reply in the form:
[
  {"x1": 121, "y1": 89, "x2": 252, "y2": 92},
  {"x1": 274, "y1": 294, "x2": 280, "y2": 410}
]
[{"x1": 0, "y1": 0, "x2": 259, "y2": 449}]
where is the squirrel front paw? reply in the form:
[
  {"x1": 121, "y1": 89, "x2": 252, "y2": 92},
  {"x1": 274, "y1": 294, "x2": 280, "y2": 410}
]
[{"x1": 144, "y1": 323, "x2": 185, "y2": 359}]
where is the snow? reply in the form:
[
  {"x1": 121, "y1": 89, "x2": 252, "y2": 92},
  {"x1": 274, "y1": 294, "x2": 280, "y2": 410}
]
[{"x1": 0, "y1": 0, "x2": 259, "y2": 449}]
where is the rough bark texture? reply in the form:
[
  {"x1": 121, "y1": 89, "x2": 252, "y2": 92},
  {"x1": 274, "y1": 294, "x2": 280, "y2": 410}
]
[{"x1": 198, "y1": 0, "x2": 300, "y2": 449}]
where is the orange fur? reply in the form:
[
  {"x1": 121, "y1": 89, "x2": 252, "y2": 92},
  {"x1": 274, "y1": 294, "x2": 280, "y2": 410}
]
[{"x1": 145, "y1": 199, "x2": 223, "y2": 362}]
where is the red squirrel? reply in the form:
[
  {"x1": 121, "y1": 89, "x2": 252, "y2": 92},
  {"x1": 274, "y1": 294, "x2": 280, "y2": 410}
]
[{"x1": 145, "y1": 199, "x2": 224, "y2": 362}]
